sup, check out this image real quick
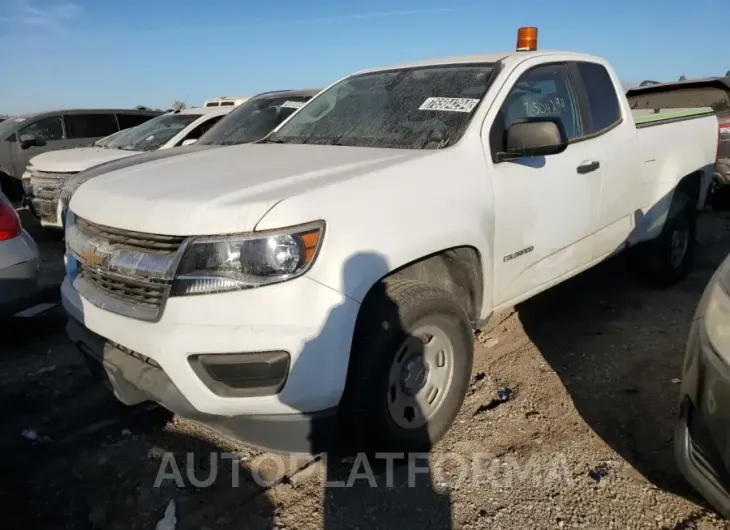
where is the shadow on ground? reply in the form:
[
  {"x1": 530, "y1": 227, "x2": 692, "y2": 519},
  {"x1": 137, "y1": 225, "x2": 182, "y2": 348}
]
[{"x1": 517, "y1": 211, "x2": 730, "y2": 506}]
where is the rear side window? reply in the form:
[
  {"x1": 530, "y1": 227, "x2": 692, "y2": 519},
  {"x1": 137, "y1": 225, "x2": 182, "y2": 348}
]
[
  {"x1": 576, "y1": 62, "x2": 621, "y2": 133},
  {"x1": 65, "y1": 113, "x2": 119, "y2": 139},
  {"x1": 205, "y1": 102, "x2": 219, "y2": 107},
  {"x1": 220, "y1": 101, "x2": 235, "y2": 106},
  {"x1": 19, "y1": 116, "x2": 64, "y2": 141},
  {"x1": 117, "y1": 113, "x2": 156, "y2": 129}
]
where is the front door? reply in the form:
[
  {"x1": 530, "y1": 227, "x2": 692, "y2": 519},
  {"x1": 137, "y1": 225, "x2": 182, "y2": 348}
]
[
  {"x1": 12, "y1": 115, "x2": 76, "y2": 176},
  {"x1": 484, "y1": 61, "x2": 603, "y2": 306}
]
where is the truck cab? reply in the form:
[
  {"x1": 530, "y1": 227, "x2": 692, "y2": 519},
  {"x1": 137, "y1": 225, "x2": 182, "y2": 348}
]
[{"x1": 61, "y1": 29, "x2": 719, "y2": 454}]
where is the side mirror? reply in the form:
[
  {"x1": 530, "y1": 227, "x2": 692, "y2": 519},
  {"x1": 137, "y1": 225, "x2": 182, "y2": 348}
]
[
  {"x1": 499, "y1": 119, "x2": 567, "y2": 161},
  {"x1": 181, "y1": 139, "x2": 197, "y2": 146},
  {"x1": 19, "y1": 133, "x2": 41, "y2": 148}
]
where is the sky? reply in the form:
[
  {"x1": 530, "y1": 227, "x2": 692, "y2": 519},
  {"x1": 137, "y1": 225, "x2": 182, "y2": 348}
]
[{"x1": 0, "y1": 0, "x2": 727, "y2": 114}]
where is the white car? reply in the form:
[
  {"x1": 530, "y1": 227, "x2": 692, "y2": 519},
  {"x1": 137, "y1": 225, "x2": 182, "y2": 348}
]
[
  {"x1": 62, "y1": 28, "x2": 719, "y2": 454},
  {"x1": 22, "y1": 106, "x2": 233, "y2": 229},
  {"x1": 93, "y1": 127, "x2": 134, "y2": 147}
]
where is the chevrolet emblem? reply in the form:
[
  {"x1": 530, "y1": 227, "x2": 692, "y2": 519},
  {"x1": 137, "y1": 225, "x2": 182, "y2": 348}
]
[{"x1": 81, "y1": 247, "x2": 104, "y2": 267}]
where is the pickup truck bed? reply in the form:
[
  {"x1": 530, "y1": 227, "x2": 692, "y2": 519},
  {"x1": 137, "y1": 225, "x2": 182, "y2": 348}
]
[
  {"x1": 632, "y1": 106, "x2": 715, "y2": 125},
  {"x1": 623, "y1": 106, "x2": 717, "y2": 247},
  {"x1": 628, "y1": 79, "x2": 730, "y2": 185}
]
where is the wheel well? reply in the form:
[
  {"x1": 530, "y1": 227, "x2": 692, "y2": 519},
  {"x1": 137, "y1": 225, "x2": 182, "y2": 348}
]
[
  {"x1": 361, "y1": 246, "x2": 484, "y2": 326},
  {"x1": 676, "y1": 171, "x2": 703, "y2": 209}
]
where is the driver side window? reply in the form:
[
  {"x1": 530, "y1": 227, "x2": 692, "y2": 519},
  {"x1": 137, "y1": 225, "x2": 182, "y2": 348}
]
[
  {"x1": 492, "y1": 63, "x2": 582, "y2": 151},
  {"x1": 19, "y1": 116, "x2": 64, "y2": 141}
]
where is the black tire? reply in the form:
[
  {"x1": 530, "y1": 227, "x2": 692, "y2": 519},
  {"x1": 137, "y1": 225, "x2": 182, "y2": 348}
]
[
  {"x1": 339, "y1": 279, "x2": 473, "y2": 453},
  {"x1": 637, "y1": 190, "x2": 697, "y2": 287}
]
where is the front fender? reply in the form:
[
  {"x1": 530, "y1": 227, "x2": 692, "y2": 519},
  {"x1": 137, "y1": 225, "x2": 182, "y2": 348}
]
[{"x1": 257, "y1": 201, "x2": 495, "y2": 318}]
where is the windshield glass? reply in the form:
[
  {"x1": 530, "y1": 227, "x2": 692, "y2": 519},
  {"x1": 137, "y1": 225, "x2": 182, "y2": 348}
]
[
  {"x1": 95, "y1": 127, "x2": 132, "y2": 147},
  {"x1": 106, "y1": 113, "x2": 200, "y2": 151},
  {"x1": 199, "y1": 95, "x2": 313, "y2": 146},
  {"x1": 269, "y1": 64, "x2": 495, "y2": 149}
]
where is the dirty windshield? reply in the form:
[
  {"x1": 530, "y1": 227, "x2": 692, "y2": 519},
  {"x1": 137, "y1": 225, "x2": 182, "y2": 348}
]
[
  {"x1": 199, "y1": 95, "x2": 313, "y2": 146},
  {"x1": 268, "y1": 63, "x2": 495, "y2": 149},
  {"x1": 106, "y1": 113, "x2": 200, "y2": 151}
]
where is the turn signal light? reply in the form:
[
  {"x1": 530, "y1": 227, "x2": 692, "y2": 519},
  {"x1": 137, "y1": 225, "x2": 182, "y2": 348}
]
[{"x1": 516, "y1": 26, "x2": 538, "y2": 52}]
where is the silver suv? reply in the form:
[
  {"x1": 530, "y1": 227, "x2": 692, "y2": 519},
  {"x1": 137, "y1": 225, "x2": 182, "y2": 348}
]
[{"x1": 0, "y1": 108, "x2": 161, "y2": 201}]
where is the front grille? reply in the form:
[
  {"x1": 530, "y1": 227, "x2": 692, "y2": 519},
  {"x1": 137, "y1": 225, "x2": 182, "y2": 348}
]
[
  {"x1": 81, "y1": 265, "x2": 166, "y2": 310},
  {"x1": 28, "y1": 170, "x2": 75, "y2": 200},
  {"x1": 31, "y1": 198, "x2": 58, "y2": 223},
  {"x1": 75, "y1": 216, "x2": 186, "y2": 255}
]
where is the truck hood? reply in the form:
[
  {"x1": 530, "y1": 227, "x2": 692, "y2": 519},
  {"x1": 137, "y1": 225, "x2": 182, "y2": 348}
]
[
  {"x1": 30, "y1": 147, "x2": 139, "y2": 173},
  {"x1": 70, "y1": 143, "x2": 432, "y2": 235}
]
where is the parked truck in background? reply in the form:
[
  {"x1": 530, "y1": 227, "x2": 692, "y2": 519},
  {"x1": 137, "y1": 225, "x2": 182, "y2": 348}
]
[
  {"x1": 627, "y1": 77, "x2": 730, "y2": 190},
  {"x1": 62, "y1": 28, "x2": 719, "y2": 455},
  {"x1": 203, "y1": 96, "x2": 251, "y2": 108}
]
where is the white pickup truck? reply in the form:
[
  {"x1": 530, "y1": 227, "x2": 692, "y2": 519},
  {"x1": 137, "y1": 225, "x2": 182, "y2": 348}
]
[{"x1": 61, "y1": 32, "x2": 719, "y2": 454}]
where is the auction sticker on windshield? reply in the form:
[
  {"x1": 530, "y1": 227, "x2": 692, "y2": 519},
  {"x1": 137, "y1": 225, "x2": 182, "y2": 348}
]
[
  {"x1": 281, "y1": 101, "x2": 305, "y2": 109},
  {"x1": 419, "y1": 97, "x2": 480, "y2": 113}
]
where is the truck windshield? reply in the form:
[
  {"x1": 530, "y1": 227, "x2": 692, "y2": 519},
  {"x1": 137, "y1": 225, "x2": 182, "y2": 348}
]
[
  {"x1": 268, "y1": 64, "x2": 495, "y2": 149},
  {"x1": 198, "y1": 95, "x2": 313, "y2": 146},
  {"x1": 106, "y1": 113, "x2": 200, "y2": 152}
]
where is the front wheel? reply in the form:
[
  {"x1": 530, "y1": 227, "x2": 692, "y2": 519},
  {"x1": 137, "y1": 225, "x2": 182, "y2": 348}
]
[{"x1": 339, "y1": 279, "x2": 473, "y2": 453}]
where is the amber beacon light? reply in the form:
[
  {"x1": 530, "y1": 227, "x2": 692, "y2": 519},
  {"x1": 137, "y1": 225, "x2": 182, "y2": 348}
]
[{"x1": 516, "y1": 26, "x2": 538, "y2": 52}]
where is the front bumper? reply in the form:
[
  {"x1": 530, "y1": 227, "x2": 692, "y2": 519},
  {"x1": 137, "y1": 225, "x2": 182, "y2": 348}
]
[
  {"x1": 61, "y1": 271, "x2": 359, "y2": 418},
  {"x1": 30, "y1": 197, "x2": 63, "y2": 229},
  {"x1": 66, "y1": 317, "x2": 338, "y2": 454},
  {"x1": 676, "y1": 318, "x2": 730, "y2": 518}
]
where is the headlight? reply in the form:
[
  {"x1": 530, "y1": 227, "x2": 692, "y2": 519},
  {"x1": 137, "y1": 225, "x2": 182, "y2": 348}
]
[
  {"x1": 171, "y1": 221, "x2": 325, "y2": 296},
  {"x1": 704, "y1": 258, "x2": 730, "y2": 362}
]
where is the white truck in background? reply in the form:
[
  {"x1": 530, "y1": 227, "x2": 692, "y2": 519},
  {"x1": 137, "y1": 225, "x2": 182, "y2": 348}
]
[
  {"x1": 203, "y1": 96, "x2": 251, "y2": 108},
  {"x1": 62, "y1": 28, "x2": 719, "y2": 455}
]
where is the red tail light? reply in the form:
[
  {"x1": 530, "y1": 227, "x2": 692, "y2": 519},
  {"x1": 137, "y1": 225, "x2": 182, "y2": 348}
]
[
  {"x1": 0, "y1": 200, "x2": 21, "y2": 241},
  {"x1": 719, "y1": 121, "x2": 730, "y2": 162}
]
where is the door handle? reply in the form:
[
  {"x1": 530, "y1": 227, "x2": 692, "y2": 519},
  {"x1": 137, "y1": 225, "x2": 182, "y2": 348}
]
[{"x1": 576, "y1": 160, "x2": 600, "y2": 174}]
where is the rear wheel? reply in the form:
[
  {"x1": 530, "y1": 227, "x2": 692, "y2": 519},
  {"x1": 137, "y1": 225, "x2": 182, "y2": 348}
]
[
  {"x1": 339, "y1": 279, "x2": 473, "y2": 453},
  {"x1": 637, "y1": 190, "x2": 697, "y2": 287}
]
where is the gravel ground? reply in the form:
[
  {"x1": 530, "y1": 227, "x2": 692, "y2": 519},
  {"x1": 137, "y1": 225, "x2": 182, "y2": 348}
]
[{"x1": 5, "y1": 208, "x2": 730, "y2": 529}]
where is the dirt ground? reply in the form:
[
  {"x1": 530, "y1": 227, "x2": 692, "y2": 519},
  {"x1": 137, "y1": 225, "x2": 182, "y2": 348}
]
[{"x1": 5, "y1": 206, "x2": 730, "y2": 529}]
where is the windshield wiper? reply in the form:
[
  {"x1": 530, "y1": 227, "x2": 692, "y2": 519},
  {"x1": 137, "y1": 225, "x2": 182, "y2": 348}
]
[{"x1": 259, "y1": 137, "x2": 287, "y2": 144}]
